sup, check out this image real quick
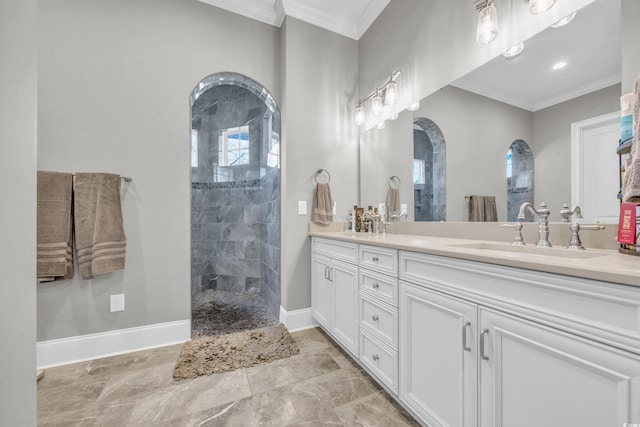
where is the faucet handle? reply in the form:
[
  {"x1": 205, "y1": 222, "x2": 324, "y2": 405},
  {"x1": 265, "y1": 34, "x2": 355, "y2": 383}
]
[
  {"x1": 500, "y1": 222, "x2": 526, "y2": 246},
  {"x1": 567, "y1": 223, "x2": 605, "y2": 250}
]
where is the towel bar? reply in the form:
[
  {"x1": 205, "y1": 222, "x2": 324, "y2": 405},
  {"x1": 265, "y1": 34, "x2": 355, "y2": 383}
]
[
  {"x1": 314, "y1": 169, "x2": 331, "y2": 184},
  {"x1": 389, "y1": 175, "x2": 401, "y2": 189}
]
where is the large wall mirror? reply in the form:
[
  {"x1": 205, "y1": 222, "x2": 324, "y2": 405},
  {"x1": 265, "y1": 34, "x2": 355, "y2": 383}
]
[{"x1": 359, "y1": 0, "x2": 621, "y2": 222}]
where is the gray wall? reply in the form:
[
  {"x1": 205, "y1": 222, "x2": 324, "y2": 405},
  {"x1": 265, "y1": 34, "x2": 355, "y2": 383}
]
[
  {"x1": 622, "y1": 0, "x2": 640, "y2": 93},
  {"x1": 533, "y1": 84, "x2": 621, "y2": 220},
  {"x1": 37, "y1": 0, "x2": 281, "y2": 341},
  {"x1": 281, "y1": 17, "x2": 359, "y2": 310},
  {"x1": 0, "y1": 0, "x2": 37, "y2": 424}
]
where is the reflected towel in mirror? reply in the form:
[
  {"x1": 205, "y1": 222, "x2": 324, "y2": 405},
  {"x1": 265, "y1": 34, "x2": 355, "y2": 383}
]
[{"x1": 467, "y1": 195, "x2": 498, "y2": 222}]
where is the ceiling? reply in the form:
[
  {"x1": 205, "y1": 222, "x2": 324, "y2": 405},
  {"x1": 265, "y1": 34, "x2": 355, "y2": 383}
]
[
  {"x1": 197, "y1": 0, "x2": 391, "y2": 40},
  {"x1": 453, "y1": 0, "x2": 621, "y2": 112}
]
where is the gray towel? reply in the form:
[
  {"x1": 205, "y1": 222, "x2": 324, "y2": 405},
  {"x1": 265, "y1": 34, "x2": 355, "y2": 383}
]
[
  {"x1": 37, "y1": 171, "x2": 74, "y2": 282},
  {"x1": 387, "y1": 187, "x2": 400, "y2": 215},
  {"x1": 312, "y1": 183, "x2": 334, "y2": 224},
  {"x1": 623, "y1": 74, "x2": 640, "y2": 203},
  {"x1": 467, "y1": 195, "x2": 498, "y2": 222},
  {"x1": 74, "y1": 173, "x2": 126, "y2": 279}
]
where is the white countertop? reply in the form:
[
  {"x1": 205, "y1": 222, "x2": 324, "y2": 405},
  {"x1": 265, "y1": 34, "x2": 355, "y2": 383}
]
[{"x1": 309, "y1": 231, "x2": 640, "y2": 288}]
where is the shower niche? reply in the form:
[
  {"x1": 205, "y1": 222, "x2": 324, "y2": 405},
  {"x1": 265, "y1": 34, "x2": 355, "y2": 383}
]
[{"x1": 190, "y1": 72, "x2": 281, "y2": 337}]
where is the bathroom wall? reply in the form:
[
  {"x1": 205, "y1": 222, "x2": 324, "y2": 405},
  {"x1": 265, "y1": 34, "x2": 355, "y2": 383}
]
[
  {"x1": 533, "y1": 83, "x2": 621, "y2": 219},
  {"x1": 37, "y1": 0, "x2": 281, "y2": 341},
  {"x1": 622, "y1": 0, "x2": 640, "y2": 93},
  {"x1": 0, "y1": 0, "x2": 37, "y2": 423},
  {"x1": 280, "y1": 17, "x2": 359, "y2": 311}
]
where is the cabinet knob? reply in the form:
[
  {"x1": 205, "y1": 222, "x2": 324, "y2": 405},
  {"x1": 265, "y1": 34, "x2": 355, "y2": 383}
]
[
  {"x1": 372, "y1": 354, "x2": 379, "y2": 361},
  {"x1": 372, "y1": 315, "x2": 379, "y2": 322},
  {"x1": 372, "y1": 282, "x2": 380, "y2": 289}
]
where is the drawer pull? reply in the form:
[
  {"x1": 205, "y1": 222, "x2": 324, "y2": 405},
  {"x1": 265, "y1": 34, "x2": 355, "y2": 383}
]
[
  {"x1": 372, "y1": 256, "x2": 379, "y2": 262},
  {"x1": 462, "y1": 321, "x2": 471, "y2": 352},
  {"x1": 372, "y1": 315, "x2": 379, "y2": 322},
  {"x1": 372, "y1": 282, "x2": 380, "y2": 289},
  {"x1": 480, "y1": 329, "x2": 490, "y2": 361},
  {"x1": 372, "y1": 354, "x2": 379, "y2": 361}
]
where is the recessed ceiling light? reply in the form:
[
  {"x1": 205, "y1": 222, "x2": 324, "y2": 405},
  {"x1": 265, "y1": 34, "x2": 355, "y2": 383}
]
[
  {"x1": 503, "y1": 42, "x2": 524, "y2": 58},
  {"x1": 551, "y1": 11, "x2": 577, "y2": 28},
  {"x1": 552, "y1": 61, "x2": 567, "y2": 70}
]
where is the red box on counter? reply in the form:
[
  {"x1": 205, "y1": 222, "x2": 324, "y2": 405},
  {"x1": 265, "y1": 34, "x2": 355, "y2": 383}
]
[{"x1": 617, "y1": 203, "x2": 640, "y2": 244}]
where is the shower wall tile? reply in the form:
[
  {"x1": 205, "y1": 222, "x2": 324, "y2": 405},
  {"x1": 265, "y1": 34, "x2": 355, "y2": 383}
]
[
  {"x1": 244, "y1": 205, "x2": 261, "y2": 224},
  {"x1": 217, "y1": 205, "x2": 245, "y2": 223},
  {"x1": 238, "y1": 258, "x2": 261, "y2": 279},
  {"x1": 230, "y1": 188, "x2": 261, "y2": 205},
  {"x1": 216, "y1": 241, "x2": 244, "y2": 258},
  {"x1": 244, "y1": 241, "x2": 261, "y2": 260}
]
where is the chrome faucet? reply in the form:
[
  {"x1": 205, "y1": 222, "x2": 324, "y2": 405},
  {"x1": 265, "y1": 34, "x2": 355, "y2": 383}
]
[
  {"x1": 559, "y1": 204, "x2": 605, "y2": 250},
  {"x1": 518, "y1": 202, "x2": 551, "y2": 247}
]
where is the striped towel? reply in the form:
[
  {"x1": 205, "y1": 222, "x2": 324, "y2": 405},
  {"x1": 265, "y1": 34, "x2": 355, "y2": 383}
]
[{"x1": 74, "y1": 173, "x2": 126, "y2": 279}]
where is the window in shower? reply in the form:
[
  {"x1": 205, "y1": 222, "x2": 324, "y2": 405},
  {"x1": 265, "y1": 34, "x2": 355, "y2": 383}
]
[
  {"x1": 219, "y1": 125, "x2": 249, "y2": 166},
  {"x1": 191, "y1": 129, "x2": 198, "y2": 167}
]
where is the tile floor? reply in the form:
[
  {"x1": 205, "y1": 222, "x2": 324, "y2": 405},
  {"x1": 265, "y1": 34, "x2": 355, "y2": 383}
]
[{"x1": 37, "y1": 327, "x2": 420, "y2": 426}]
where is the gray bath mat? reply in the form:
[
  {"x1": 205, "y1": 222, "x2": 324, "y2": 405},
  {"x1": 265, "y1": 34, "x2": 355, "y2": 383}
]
[{"x1": 173, "y1": 323, "x2": 299, "y2": 380}]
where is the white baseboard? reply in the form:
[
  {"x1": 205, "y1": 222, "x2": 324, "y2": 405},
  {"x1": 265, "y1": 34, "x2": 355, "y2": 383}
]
[
  {"x1": 279, "y1": 306, "x2": 318, "y2": 332},
  {"x1": 37, "y1": 319, "x2": 191, "y2": 369}
]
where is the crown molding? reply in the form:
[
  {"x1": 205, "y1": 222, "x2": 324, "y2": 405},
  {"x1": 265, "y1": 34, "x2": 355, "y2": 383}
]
[
  {"x1": 198, "y1": 0, "x2": 284, "y2": 27},
  {"x1": 198, "y1": 0, "x2": 388, "y2": 40}
]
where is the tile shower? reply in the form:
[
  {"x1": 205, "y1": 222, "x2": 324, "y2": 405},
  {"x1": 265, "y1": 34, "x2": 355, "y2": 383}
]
[
  {"x1": 413, "y1": 118, "x2": 446, "y2": 222},
  {"x1": 190, "y1": 73, "x2": 281, "y2": 337}
]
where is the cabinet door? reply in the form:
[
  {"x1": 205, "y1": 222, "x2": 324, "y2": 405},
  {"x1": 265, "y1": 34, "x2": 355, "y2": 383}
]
[
  {"x1": 311, "y1": 253, "x2": 331, "y2": 330},
  {"x1": 400, "y1": 282, "x2": 478, "y2": 427},
  {"x1": 331, "y1": 259, "x2": 359, "y2": 356},
  {"x1": 479, "y1": 307, "x2": 640, "y2": 427}
]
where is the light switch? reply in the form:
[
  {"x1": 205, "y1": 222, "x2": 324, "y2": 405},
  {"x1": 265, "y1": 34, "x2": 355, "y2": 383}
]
[
  {"x1": 298, "y1": 200, "x2": 307, "y2": 215},
  {"x1": 332, "y1": 201, "x2": 337, "y2": 215},
  {"x1": 110, "y1": 294, "x2": 125, "y2": 312}
]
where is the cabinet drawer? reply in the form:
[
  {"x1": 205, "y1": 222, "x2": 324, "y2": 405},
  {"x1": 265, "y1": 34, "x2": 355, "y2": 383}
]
[
  {"x1": 360, "y1": 329, "x2": 398, "y2": 394},
  {"x1": 359, "y1": 245, "x2": 398, "y2": 276},
  {"x1": 360, "y1": 294, "x2": 398, "y2": 348},
  {"x1": 360, "y1": 269, "x2": 398, "y2": 306},
  {"x1": 312, "y1": 237, "x2": 358, "y2": 263}
]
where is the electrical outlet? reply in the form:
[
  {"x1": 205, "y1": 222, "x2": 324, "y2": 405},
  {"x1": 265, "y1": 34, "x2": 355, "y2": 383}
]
[
  {"x1": 110, "y1": 294, "x2": 125, "y2": 312},
  {"x1": 298, "y1": 200, "x2": 307, "y2": 215}
]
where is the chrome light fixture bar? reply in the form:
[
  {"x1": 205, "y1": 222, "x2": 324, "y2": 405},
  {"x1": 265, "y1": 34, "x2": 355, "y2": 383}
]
[
  {"x1": 476, "y1": 0, "x2": 498, "y2": 45},
  {"x1": 355, "y1": 70, "x2": 401, "y2": 127}
]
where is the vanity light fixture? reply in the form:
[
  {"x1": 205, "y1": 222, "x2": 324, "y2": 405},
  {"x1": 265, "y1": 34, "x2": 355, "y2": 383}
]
[
  {"x1": 551, "y1": 11, "x2": 576, "y2": 28},
  {"x1": 354, "y1": 70, "x2": 401, "y2": 126},
  {"x1": 476, "y1": 0, "x2": 499, "y2": 45},
  {"x1": 526, "y1": 0, "x2": 556, "y2": 14},
  {"x1": 408, "y1": 101, "x2": 420, "y2": 111},
  {"x1": 503, "y1": 42, "x2": 524, "y2": 58}
]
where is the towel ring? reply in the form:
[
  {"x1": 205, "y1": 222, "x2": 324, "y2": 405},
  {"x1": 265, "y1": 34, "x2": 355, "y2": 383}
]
[
  {"x1": 314, "y1": 169, "x2": 331, "y2": 184},
  {"x1": 389, "y1": 175, "x2": 401, "y2": 189}
]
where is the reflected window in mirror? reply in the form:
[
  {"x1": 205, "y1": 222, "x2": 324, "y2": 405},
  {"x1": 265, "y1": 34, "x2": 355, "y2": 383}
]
[
  {"x1": 506, "y1": 139, "x2": 534, "y2": 222},
  {"x1": 413, "y1": 118, "x2": 446, "y2": 221}
]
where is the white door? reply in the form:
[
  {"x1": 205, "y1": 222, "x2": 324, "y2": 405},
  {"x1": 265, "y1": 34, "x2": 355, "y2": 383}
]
[
  {"x1": 331, "y1": 259, "x2": 359, "y2": 356},
  {"x1": 311, "y1": 253, "x2": 331, "y2": 330},
  {"x1": 399, "y1": 282, "x2": 478, "y2": 427},
  {"x1": 571, "y1": 111, "x2": 620, "y2": 223},
  {"x1": 479, "y1": 307, "x2": 640, "y2": 427}
]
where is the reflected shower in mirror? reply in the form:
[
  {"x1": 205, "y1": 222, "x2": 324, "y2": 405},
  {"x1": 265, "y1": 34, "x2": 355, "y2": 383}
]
[
  {"x1": 413, "y1": 118, "x2": 446, "y2": 221},
  {"x1": 506, "y1": 140, "x2": 534, "y2": 221}
]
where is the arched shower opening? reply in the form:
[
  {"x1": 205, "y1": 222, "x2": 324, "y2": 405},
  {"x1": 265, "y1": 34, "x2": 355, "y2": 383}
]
[
  {"x1": 189, "y1": 72, "x2": 281, "y2": 337},
  {"x1": 506, "y1": 139, "x2": 534, "y2": 222},
  {"x1": 413, "y1": 118, "x2": 446, "y2": 221}
]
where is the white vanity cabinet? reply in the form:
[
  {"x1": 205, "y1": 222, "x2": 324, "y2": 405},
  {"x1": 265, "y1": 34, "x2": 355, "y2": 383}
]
[
  {"x1": 399, "y1": 250, "x2": 640, "y2": 427},
  {"x1": 311, "y1": 238, "x2": 359, "y2": 356},
  {"x1": 358, "y1": 244, "x2": 399, "y2": 393}
]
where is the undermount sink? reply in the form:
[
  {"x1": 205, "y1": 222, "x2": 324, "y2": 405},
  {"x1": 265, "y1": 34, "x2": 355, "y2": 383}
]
[{"x1": 449, "y1": 242, "x2": 611, "y2": 259}]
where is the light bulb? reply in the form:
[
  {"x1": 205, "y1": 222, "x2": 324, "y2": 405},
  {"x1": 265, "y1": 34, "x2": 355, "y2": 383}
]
[
  {"x1": 476, "y1": 2, "x2": 498, "y2": 45},
  {"x1": 408, "y1": 101, "x2": 420, "y2": 111},
  {"x1": 389, "y1": 112, "x2": 398, "y2": 120},
  {"x1": 529, "y1": 0, "x2": 556, "y2": 14},
  {"x1": 355, "y1": 104, "x2": 365, "y2": 126},
  {"x1": 372, "y1": 92, "x2": 383, "y2": 116},
  {"x1": 384, "y1": 81, "x2": 398, "y2": 106},
  {"x1": 377, "y1": 121, "x2": 386, "y2": 130}
]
